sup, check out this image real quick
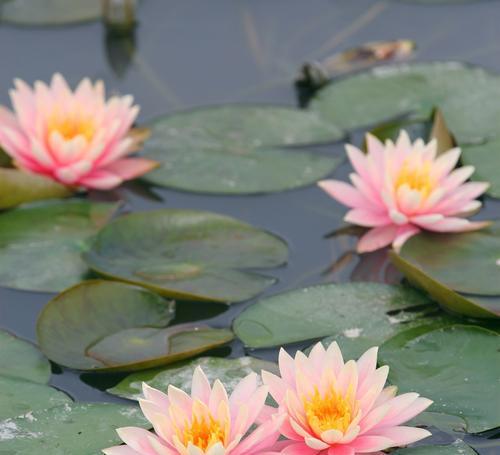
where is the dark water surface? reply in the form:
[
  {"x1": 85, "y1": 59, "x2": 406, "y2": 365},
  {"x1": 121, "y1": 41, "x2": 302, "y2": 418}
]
[{"x1": 0, "y1": 1, "x2": 499, "y2": 453}]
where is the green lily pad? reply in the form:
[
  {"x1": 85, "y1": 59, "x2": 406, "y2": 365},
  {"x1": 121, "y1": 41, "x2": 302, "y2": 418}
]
[
  {"x1": 0, "y1": 200, "x2": 119, "y2": 292},
  {"x1": 108, "y1": 356, "x2": 279, "y2": 401},
  {"x1": 83, "y1": 209, "x2": 288, "y2": 302},
  {"x1": 410, "y1": 411, "x2": 467, "y2": 434},
  {"x1": 0, "y1": 376, "x2": 72, "y2": 421},
  {"x1": 310, "y1": 62, "x2": 500, "y2": 144},
  {"x1": 0, "y1": 402, "x2": 149, "y2": 454},
  {"x1": 392, "y1": 441, "x2": 476, "y2": 455},
  {"x1": 0, "y1": 169, "x2": 71, "y2": 210},
  {"x1": 0, "y1": 0, "x2": 101, "y2": 26},
  {"x1": 233, "y1": 283, "x2": 457, "y2": 357},
  {"x1": 390, "y1": 250, "x2": 500, "y2": 318},
  {"x1": 142, "y1": 105, "x2": 343, "y2": 194},
  {"x1": 462, "y1": 139, "x2": 500, "y2": 199},
  {"x1": 37, "y1": 280, "x2": 234, "y2": 371},
  {"x1": 397, "y1": 225, "x2": 500, "y2": 296},
  {"x1": 0, "y1": 330, "x2": 50, "y2": 384},
  {"x1": 380, "y1": 325, "x2": 500, "y2": 433}
]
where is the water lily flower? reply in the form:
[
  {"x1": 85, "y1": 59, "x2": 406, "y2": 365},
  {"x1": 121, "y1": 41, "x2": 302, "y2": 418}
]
[
  {"x1": 103, "y1": 367, "x2": 283, "y2": 455},
  {"x1": 263, "y1": 342, "x2": 432, "y2": 455},
  {"x1": 319, "y1": 131, "x2": 490, "y2": 253},
  {"x1": 0, "y1": 73, "x2": 157, "y2": 190}
]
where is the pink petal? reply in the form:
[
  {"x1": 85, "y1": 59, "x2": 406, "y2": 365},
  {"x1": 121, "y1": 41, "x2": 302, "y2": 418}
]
[
  {"x1": 167, "y1": 385, "x2": 193, "y2": 414},
  {"x1": 102, "y1": 446, "x2": 142, "y2": 455},
  {"x1": 318, "y1": 180, "x2": 372, "y2": 210},
  {"x1": 377, "y1": 395, "x2": 433, "y2": 428},
  {"x1": 262, "y1": 370, "x2": 287, "y2": 404},
  {"x1": 345, "y1": 209, "x2": 391, "y2": 227},
  {"x1": 431, "y1": 147, "x2": 461, "y2": 179},
  {"x1": 116, "y1": 427, "x2": 162, "y2": 455},
  {"x1": 102, "y1": 157, "x2": 158, "y2": 181},
  {"x1": 417, "y1": 217, "x2": 490, "y2": 233},
  {"x1": 142, "y1": 383, "x2": 170, "y2": 409},
  {"x1": 357, "y1": 225, "x2": 398, "y2": 253},
  {"x1": 356, "y1": 347, "x2": 379, "y2": 396},
  {"x1": 191, "y1": 367, "x2": 211, "y2": 403},
  {"x1": 433, "y1": 182, "x2": 489, "y2": 215},
  {"x1": 78, "y1": 169, "x2": 123, "y2": 189},
  {"x1": 208, "y1": 379, "x2": 229, "y2": 415},
  {"x1": 348, "y1": 435, "x2": 393, "y2": 452},
  {"x1": 282, "y1": 442, "x2": 320, "y2": 455},
  {"x1": 231, "y1": 414, "x2": 284, "y2": 455},
  {"x1": 369, "y1": 426, "x2": 431, "y2": 446},
  {"x1": 328, "y1": 446, "x2": 355, "y2": 455}
]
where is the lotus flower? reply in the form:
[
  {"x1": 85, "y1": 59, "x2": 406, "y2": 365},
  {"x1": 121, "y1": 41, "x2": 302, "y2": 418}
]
[
  {"x1": 0, "y1": 73, "x2": 157, "y2": 190},
  {"x1": 319, "y1": 131, "x2": 490, "y2": 253},
  {"x1": 103, "y1": 367, "x2": 283, "y2": 455},
  {"x1": 263, "y1": 342, "x2": 432, "y2": 455}
]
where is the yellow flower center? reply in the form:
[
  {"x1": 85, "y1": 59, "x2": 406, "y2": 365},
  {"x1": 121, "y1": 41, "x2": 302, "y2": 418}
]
[
  {"x1": 181, "y1": 414, "x2": 225, "y2": 451},
  {"x1": 47, "y1": 112, "x2": 96, "y2": 142},
  {"x1": 395, "y1": 159, "x2": 435, "y2": 198},
  {"x1": 304, "y1": 386, "x2": 353, "y2": 436}
]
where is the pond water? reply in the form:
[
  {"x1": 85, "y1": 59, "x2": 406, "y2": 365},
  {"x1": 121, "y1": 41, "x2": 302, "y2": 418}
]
[{"x1": 0, "y1": 0, "x2": 499, "y2": 453}]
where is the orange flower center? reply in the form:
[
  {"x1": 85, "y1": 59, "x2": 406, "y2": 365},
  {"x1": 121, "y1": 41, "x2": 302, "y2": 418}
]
[
  {"x1": 395, "y1": 159, "x2": 435, "y2": 198},
  {"x1": 304, "y1": 386, "x2": 353, "y2": 435},
  {"x1": 181, "y1": 414, "x2": 225, "y2": 451},
  {"x1": 47, "y1": 112, "x2": 96, "y2": 142}
]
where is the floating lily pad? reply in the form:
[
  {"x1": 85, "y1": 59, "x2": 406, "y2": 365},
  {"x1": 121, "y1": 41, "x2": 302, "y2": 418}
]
[
  {"x1": 0, "y1": 376, "x2": 72, "y2": 421},
  {"x1": 142, "y1": 105, "x2": 343, "y2": 194},
  {"x1": 390, "y1": 250, "x2": 500, "y2": 318},
  {"x1": 397, "y1": 226, "x2": 500, "y2": 296},
  {"x1": 380, "y1": 325, "x2": 500, "y2": 433},
  {"x1": 0, "y1": 200, "x2": 118, "y2": 292},
  {"x1": 37, "y1": 280, "x2": 234, "y2": 371},
  {"x1": 0, "y1": 169, "x2": 72, "y2": 210},
  {"x1": 0, "y1": 330, "x2": 50, "y2": 384},
  {"x1": 392, "y1": 441, "x2": 476, "y2": 455},
  {"x1": 462, "y1": 139, "x2": 500, "y2": 199},
  {"x1": 233, "y1": 283, "x2": 456, "y2": 357},
  {"x1": 108, "y1": 356, "x2": 279, "y2": 401},
  {"x1": 0, "y1": 0, "x2": 101, "y2": 26},
  {"x1": 83, "y1": 209, "x2": 288, "y2": 302},
  {"x1": 0, "y1": 402, "x2": 149, "y2": 454},
  {"x1": 310, "y1": 62, "x2": 500, "y2": 144}
]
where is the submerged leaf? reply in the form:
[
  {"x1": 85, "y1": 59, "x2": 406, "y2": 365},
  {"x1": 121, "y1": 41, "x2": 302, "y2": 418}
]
[
  {"x1": 141, "y1": 105, "x2": 343, "y2": 194},
  {"x1": 83, "y1": 209, "x2": 288, "y2": 302}
]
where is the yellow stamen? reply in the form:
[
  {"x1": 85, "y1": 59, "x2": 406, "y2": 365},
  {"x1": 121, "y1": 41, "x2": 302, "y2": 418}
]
[
  {"x1": 304, "y1": 386, "x2": 353, "y2": 435},
  {"x1": 181, "y1": 414, "x2": 225, "y2": 451},
  {"x1": 47, "y1": 111, "x2": 95, "y2": 142},
  {"x1": 395, "y1": 158, "x2": 435, "y2": 198}
]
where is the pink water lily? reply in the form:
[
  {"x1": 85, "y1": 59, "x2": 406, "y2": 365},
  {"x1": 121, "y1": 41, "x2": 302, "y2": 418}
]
[
  {"x1": 0, "y1": 73, "x2": 157, "y2": 190},
  {"x1": 103, "y1": 367, "x2": 283, "y2": 455},
  {"x1": 319, "y1": 131, "x2": 490, "y2": 253},
  {"x1": 263, "y1": 342, "x2": 432, "y2": 455}
]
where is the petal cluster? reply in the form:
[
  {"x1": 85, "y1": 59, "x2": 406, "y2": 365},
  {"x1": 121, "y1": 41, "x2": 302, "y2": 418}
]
[
  {"x1": 263, "y1": 342, "x2": 432, "y2": 455},
  {"x1": 319, "y1": 131, "x2": 490, "y2": 253},
  {"x1": 103, "y1": 367, "x2": 283, "y2": 455},
  {"x1": 0, "y1": 73, "x2": 157, "y2": 190}
]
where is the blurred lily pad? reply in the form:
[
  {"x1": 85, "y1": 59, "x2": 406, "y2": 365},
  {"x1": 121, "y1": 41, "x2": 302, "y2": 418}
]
[
  {"x1": 83, "y1": 209, "x2": 288, "y2": 302},
  {"x1": 0, "y1": 0, "x2": 101, "y2": 26},
  {"x1": 0, "y1": 168, "x2": 71, "y2": 210},
  {"x1": 380, "y1": 325, "x2": 500, "y2": 433},
  {"x1": 0, "y1": 330, "x2": 50, "y2": 383},
  {"x1": 37, "y1": 280, "x2": 234, "y2": 371},
  {"x1": 462, "y1": 139, "x2": 500, "y2": 199},
  {"x1": 108, "y1": 356, "x2": 279, "y2": 401},
  {"x1": 390, "y1": 249, "x2": 500, "y2": 318},
  {"x1": 0, "y1": 200, "x2": 118, "y2": 292},
  {"x1": 142, "y1": 105, "x2": 343, "y2": 194},
  {"x1": 233, "y1": 282, "x2": 457, "y2": 357},
  {"x1": 392, "y1": 441, "x2": 476, "y2": 455},
  {"x1": 0, "y1": 402, "x2": 149, "y2": 454},
  {"x1": 310, "y1": 62, "x2": 500, "y2": 144}
]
